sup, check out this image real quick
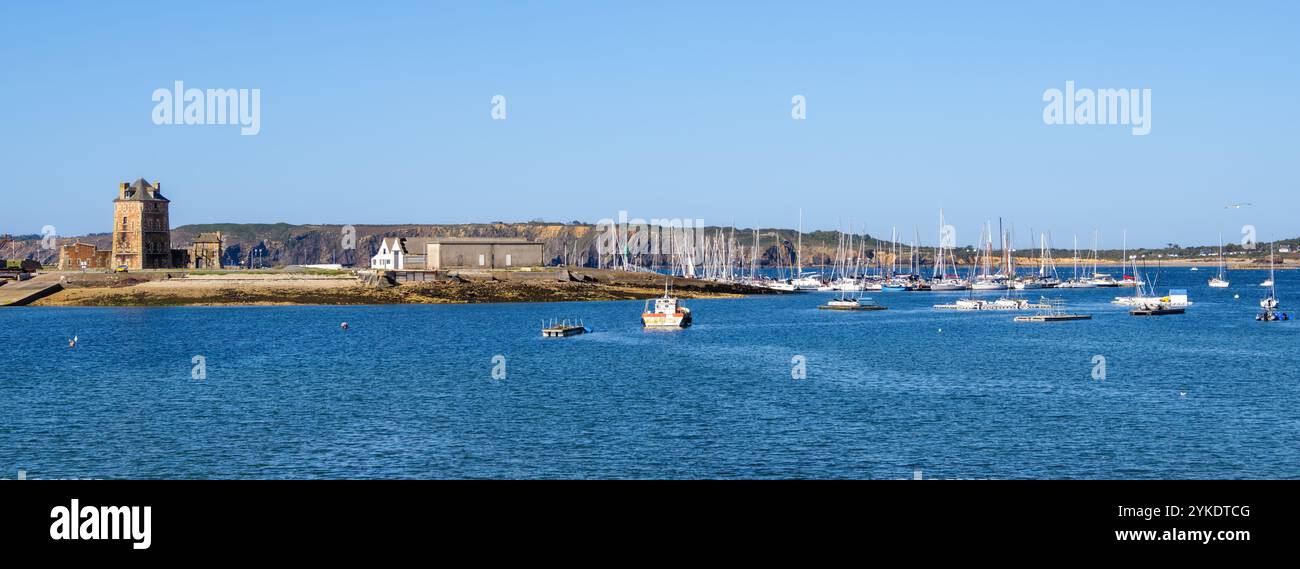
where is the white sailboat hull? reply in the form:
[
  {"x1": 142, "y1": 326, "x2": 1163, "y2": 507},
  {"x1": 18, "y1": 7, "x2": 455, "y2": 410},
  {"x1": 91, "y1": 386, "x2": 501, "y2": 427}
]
[{"x1": 928, "y1": 282, "x2": 968, "y2": 291}]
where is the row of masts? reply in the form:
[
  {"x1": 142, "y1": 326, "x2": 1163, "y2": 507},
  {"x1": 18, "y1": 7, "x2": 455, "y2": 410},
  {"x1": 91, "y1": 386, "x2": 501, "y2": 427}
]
[
  {"x1": 574, "y1": 212, "x2": 1285, "y2": 294},
  {"x1": 581, "y1": 213, "x2": 1112, "y2": 288}
]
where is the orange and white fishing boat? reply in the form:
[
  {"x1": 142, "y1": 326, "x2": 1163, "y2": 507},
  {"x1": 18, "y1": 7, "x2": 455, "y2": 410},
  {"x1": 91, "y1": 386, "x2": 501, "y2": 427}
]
[{"x1": 641, "y1": 283, "x2": 692, "y2": 328}]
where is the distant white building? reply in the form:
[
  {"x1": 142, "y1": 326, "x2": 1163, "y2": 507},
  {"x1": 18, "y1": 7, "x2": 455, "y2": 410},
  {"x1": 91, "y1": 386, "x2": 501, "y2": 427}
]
[
  {"x1": 370, "y1": 238, "x2": 398, "y2": 269},
  {"x1": 370, "y1": 237, "x2": 546, "y2": 270},
  {"x1": 370, "y1": 237, "x2": 434, "y2": 270}
]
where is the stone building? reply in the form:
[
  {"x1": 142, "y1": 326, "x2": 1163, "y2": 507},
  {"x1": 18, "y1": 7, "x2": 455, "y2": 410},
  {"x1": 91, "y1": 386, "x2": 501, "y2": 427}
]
[
  {"x1": 58, "y1": 241, "x2": 112, "y2": 270},
  {"x1": 111, "y1": 178, "x2": 172, "y2": 269},
  {"x1": 427, "y1": 238, "x2": 543, "y2": 269},
  {"x1": 189, "y1": 232, "x2": 224, "y2": 269},
  {"x1": 369, "y1": 237, "x2": 545, "y2": 270}
]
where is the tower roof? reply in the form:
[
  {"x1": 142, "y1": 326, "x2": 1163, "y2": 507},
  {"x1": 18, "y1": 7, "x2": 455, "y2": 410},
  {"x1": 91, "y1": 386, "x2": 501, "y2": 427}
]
[{"x1": 118, "y1": 178, "x2": 169, "y2": 202}]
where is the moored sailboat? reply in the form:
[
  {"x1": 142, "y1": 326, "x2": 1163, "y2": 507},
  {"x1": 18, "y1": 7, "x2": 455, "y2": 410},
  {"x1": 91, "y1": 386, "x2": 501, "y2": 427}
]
[
  {"x1": 929, "y1": 210, "x2": 969, "y2": 291},
  {"x1": 1209, "y1": 234, "x2": 1230, "y2": 288},
  {"x1": 1257, "y1": 243, "x2": 1289, "y2": 321}
]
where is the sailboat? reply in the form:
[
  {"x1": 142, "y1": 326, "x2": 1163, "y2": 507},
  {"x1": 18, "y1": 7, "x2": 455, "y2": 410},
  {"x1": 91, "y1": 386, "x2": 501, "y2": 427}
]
[
  {"x1": 1260, "y1": 246, "x2": 1275, "y2": 287},
  {"x1": 929, "y1": 210, "x2": 969, "y2": 291},
  {"x1": 789, "y1": 209, "x2": 822, "y2": 291},
  {"x1": 881, "y1": 226, "x2": 914, "y2": 291},
  {"x1": 970, "y1": 222, "x2": 1008, "y2": 290},
  {"x1": 1209, "y1": 234, "x2": 1230, "y2": 288},
  {"x1": 1113, "y1": 252, "x2": 1149, "y2": 306},
  {"x1": 1257, "y1": 243, "x2": 1288, "y2": 321},
  {"x1": 1116, "y1": 230, "x2": 1142, "y2": 287},
  {"x1": 763, "y1": 233, "x2": 798, "y2": 292},
  {"x1": 1112, "y1": 257, "x2": 1191, "y2": 307},
  {"x1": 1087, "y1": 230, "x2": 1120, "y2": 287},
  {"x1": 1056, "y1": 234, "x2": 1097, "y2": 288},
  {"x1": 1011, "y1": 232, "x2": 1054, "y2": 289},
  {"x1": 820, "y1": 282, "x2": 886, "y2": 311}
]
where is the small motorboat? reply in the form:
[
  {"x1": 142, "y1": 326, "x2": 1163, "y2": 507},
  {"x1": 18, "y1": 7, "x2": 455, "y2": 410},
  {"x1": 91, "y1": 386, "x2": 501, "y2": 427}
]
[{"x1": 642, "y1": 283, "x2": 692, "y2": 328}]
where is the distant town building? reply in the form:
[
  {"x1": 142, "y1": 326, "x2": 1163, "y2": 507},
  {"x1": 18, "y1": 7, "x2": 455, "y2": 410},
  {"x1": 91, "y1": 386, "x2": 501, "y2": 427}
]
[
  {"x1": 58, "y1": 241, "x2": 112, "y2": 270},
  {"x1": 370, "y1": 237, "x2": 544, "y2": 270},
  {"x1": 111, "y1": 178, "x2": 174, "y2": 269},
  {"x1": 189, "y1": 231, "x2": 224, "y2": 269}
]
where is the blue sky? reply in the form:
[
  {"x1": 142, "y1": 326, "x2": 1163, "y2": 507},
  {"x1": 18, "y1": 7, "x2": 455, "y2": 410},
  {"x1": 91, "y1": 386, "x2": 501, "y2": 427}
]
[{"x1": 1, "y1": 1, "x2": 1296, "y2": 247}]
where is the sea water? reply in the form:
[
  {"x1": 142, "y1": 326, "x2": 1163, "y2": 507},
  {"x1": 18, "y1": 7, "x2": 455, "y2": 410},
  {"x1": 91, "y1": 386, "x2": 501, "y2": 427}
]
[{"x1": 1, "y1": 269, "x2": 1296, "y2": 479}]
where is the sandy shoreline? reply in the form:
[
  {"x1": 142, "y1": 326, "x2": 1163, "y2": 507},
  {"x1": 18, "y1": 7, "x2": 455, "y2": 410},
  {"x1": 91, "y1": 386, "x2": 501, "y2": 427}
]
[{"x1": 31, "y1": 270, "x2": 772, "y2": 307}]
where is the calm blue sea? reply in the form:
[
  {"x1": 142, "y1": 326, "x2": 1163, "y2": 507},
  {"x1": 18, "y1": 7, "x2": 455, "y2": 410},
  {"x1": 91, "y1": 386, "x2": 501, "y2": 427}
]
[{"x1": 2, "y1": 268, "x2": 1296, "y2": 479}]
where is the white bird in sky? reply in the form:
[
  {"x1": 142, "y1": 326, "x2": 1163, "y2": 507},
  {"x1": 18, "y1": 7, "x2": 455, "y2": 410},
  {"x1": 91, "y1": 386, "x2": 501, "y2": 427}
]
[{"x1": 1224, "y1": 202, "x2": 1252, "y2": 209}]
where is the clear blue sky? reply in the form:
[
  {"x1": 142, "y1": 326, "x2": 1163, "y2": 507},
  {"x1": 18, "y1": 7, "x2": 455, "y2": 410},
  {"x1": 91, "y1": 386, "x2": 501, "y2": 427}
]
[{"x1": 1, "y1": 1, "x2": 1296, "y2": 248}]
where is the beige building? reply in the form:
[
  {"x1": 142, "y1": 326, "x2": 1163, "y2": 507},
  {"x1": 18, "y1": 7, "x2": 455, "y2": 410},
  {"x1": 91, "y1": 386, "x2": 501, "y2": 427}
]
[
  {"x1": 189, "y1": 232, "x2": 224, "y2": 269},
  {"x1": 370, "y1": 237, "x2": 544, "y2": 270},
  {"x1": 427, "y1": 238, "x2": 544, "y2": 269},
  {"x1": 111, "y1": 178, "x2": 172, "y2": 269}
]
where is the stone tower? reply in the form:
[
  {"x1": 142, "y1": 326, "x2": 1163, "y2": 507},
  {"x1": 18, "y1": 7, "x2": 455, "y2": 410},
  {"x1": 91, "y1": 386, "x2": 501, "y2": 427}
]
[{"x1": 111, "y1": 178, "x2": 172, "y2": 269}]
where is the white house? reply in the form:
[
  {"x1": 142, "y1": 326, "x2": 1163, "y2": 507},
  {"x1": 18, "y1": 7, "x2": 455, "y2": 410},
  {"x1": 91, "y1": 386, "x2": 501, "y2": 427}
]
[
  {"x1": 370, "y1": 237, "x2": 433, "y2": 270},
  {"x1": 370, "y1": 238, "x2": 400, "y2": 269}
]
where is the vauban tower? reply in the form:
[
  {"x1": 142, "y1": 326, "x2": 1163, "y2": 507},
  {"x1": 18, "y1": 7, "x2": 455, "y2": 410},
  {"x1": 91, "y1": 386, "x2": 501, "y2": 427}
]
[{"x1": 111, "y1": 178, "x2": 172, "y2": 269}]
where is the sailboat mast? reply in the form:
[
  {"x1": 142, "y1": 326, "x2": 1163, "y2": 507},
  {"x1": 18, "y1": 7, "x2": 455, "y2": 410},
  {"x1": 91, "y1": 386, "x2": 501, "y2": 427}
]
[
  {"x1": 1072, "y1": 234, "x2": 1079, "y2": 280},
  {"x1": 797, "y1": 208, "x2": 803, "y2": 277},
  {"x1": 935, "y1": 210, "x2": 944, "y2": 279},
  {"x1": 1122, "y1": 229, "x2": 1127, "y2": 280},
  {"x1": 1219, "y1": 233, "x2": 1226, "y2": 279}
]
